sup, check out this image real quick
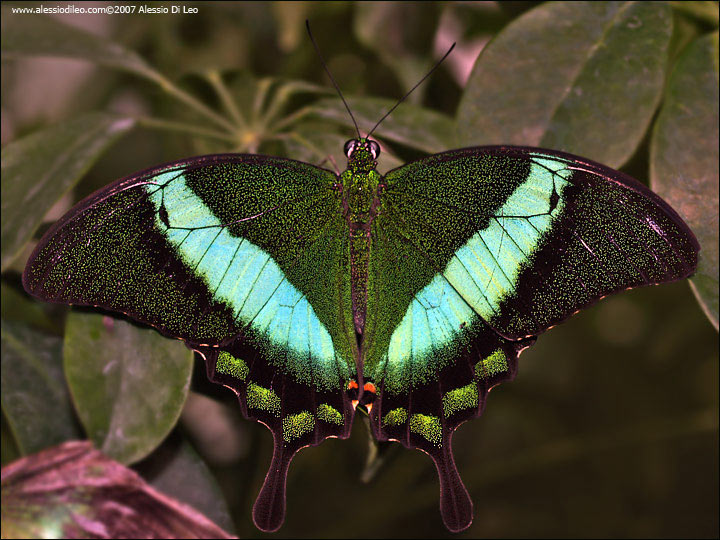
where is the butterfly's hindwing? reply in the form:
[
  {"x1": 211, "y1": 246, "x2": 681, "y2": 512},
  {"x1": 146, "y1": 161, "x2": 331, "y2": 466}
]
[
  {"x1": 366, "y1": 315, "x2": 534, "y2": 531},
  {"x1": 200, "y1": 335, "x2": 354, "y2": 532}
]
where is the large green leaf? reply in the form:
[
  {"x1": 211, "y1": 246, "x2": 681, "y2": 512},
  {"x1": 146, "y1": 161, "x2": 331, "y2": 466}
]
[
  {"x1": 0, "y1": 5, "x2": 162, "y2": 83},
  {"x1": 63, "y1": 312, "x2": 194, "y2": 465},
  {"x1": 309, "y1": 96, "x2": 456, "y2": 153},
  {"x1": 0, "y1": 321, "x2": 81, "y2": 456},
  {"x1": 1, "y1": 113, "x2": 135, "y2": 272},
  {"x1": 651, "y1": 32, "x2": 719, "y2": 329},
  {"x1": 457, "y1": 1, "x2": 672, "y2": 168}
]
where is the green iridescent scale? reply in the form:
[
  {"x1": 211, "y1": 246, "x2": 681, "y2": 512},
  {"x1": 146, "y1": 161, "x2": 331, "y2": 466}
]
[{"x1": 23, "y1": 138, "x2": 698, "y2": 533}]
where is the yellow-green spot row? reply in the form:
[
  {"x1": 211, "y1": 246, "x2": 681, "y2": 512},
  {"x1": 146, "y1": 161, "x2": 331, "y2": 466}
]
[
  {"x1": 215, "y1": 351, "x2": 249, "y2": 381},
  {"x1": 382, "y1": 407, "x2": 408, "y2": 427},
  {"x1": 317, "y1": 403, "x2": 343, "y2": 425},
  {"x1": 282, "y1": 411, "x2": 315, "y2": 442},
  {"x1": 476, "y1": 348, "x2": 508, "y2": 379},
  {"x1": 442, "y1": 382, "x2": 479, "y2": 417},
  {"x1": 246, "y1": 383, "x2": 281, "y2": 417},
  {"x1": 409, "y1": 413, "x2": 442, "y2": 446}
]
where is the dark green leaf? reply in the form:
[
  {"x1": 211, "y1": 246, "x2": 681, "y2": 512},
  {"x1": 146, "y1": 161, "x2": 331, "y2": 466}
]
[
  {"x1": 1, "y1": 282, "x2": 57, "y2": 334},
  {"x1": 457, "y1": 1, "x2": 672, "y2": 168},
  {"x1": 1, "y1": 113, "x2": 135, "y2": 272},
  {"x1": 0, "y1": 321, "x2": 80, "y2": 455},
  {"x1": 651, "y1": 32, "x2": 719, "y2": 329},
  {"x1": 1, "y1": 412, "x2": 21, "y2": 466},
  {"x1": 63, "y1": 312, "x2": 194, "y2": 464}
]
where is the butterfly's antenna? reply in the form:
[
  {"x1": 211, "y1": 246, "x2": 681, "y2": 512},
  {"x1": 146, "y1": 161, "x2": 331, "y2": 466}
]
[
  {"x1": 367, "y1": 42, "x2": 456, "y2": 138},
  {"x1": 306, "y1": 20, "x2": 361, "y2": 139}
]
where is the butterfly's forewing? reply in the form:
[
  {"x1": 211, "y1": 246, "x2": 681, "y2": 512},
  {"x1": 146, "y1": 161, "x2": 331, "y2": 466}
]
[
  {"x1": 362, "y1": 146, "x2": 698, "y2": 531},
  {"x1": 23, "y1": 154, "x2": 358, "y2": 532}
]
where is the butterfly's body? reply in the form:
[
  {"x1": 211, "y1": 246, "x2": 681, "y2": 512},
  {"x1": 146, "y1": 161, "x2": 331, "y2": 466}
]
[
  {"x1": 341, "y1": 139, "x2": 383, "y2": 336},
  {"x1": 23, "y1": 139, "x2": 698, "y2": 533}
]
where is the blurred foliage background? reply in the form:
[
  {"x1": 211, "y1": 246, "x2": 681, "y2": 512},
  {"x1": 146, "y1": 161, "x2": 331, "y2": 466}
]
[{"x1": 1, "y1": 1, "x2": 718, "y2": 538}]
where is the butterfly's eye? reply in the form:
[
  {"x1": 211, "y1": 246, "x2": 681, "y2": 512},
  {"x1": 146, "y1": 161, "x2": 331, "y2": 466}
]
[
  {"x1": 344, "y1": 140, "x2": 357, "y2": 158},
  {"x1": 368, "y1": 140, "x2": 381, "y2": 159}
]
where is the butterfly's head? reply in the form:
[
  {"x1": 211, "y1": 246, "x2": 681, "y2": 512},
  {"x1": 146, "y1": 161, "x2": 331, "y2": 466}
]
[{"x1": 344, "y1": 137, "x2": 380, "y2": 172}]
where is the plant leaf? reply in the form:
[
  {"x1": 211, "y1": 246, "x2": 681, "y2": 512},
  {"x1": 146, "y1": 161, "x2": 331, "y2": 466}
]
[
  {"x1": 0, "y1": 441, "x2": 234, "y2": 539},
  {"x1": 263, "y1": 78, "x2": 333, "y2": 126},
  {"x1": 138, "y1": 434, "x2": 236, "y2": 535},
  {"x1": 309, "y1": 96, "x2": 456, "y2": 153},
  {"x1": 651, "y1": 32, "x2": 719, "y2": 329},
  {"x1": 1, "y1": 113, "x2": 135, "y2": 272},
  {"x1": 63, "y1": 312, "x2": 194, "y2": 465},
  {"x1": 1, "y1": 412, "x2": 21, "y2": 467},
  {"x1": 1, "y1": 282, "x2": 57, "y2": 334},
  {"x1": 0, "y1": 321, "x2": 81, "y2": 455},
  {"x1": 0, "y1": 5, "x2": 162, "y2": 83},
  {"x1": 457, "y1": 1, "x2": 672, "y2": 168},
  {"x1": 670, "y1": 1, "x2": 720, "y2": 26}
]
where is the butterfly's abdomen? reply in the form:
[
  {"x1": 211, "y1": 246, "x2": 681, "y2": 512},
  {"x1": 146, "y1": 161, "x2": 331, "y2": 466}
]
[
  {"x1": 349, "y1": 229, "x2": 369, "y2": 334},
  {"x1": 342, "y1": 169, "x2": 382, "y2": 335}
]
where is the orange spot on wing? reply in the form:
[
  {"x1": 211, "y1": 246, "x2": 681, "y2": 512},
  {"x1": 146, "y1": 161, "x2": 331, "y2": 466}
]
[
  {"x1": 363, "y1": 382, "x2": 376, "y2": 394},
  {"x1": 348, "y1": 380, "x2": 359, "y2": 390}
]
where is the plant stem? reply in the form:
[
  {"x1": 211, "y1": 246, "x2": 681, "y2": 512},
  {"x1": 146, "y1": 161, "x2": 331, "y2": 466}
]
[
  {"x1": 137, "y1": 116, "x2": 237, "y2": 143},
  {"x1": 205, "y1": 70, "x2": 246, "y2": 129},
  {"x1": 268, "y1": 105, "x2": 313, "y2": 133},
  {"x1": 150, "y1": 72, "x2": 237, "y2": 134},
  {"x1": 252, "y1": 77, "x2": 274, "y2": 126}
]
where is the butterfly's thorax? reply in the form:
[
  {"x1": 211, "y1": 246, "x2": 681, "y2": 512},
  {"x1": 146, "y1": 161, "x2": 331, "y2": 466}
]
[{"x1": 341, "y1": 147, "x2": 382, "y2": 336}]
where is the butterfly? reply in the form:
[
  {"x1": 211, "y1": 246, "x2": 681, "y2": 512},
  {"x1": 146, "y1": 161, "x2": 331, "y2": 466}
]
[
  {"x1": 22, "y1": 133, "x2": 698, "y2": 532},
  {"x1": 21, "y1": 25, "x2": 699, "y2": 534}
]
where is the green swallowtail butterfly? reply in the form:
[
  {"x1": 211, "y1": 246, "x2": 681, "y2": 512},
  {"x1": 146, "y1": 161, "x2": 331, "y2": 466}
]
[{"x1": 22, "y1": 36, "x2": 698, "y2": 535}]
